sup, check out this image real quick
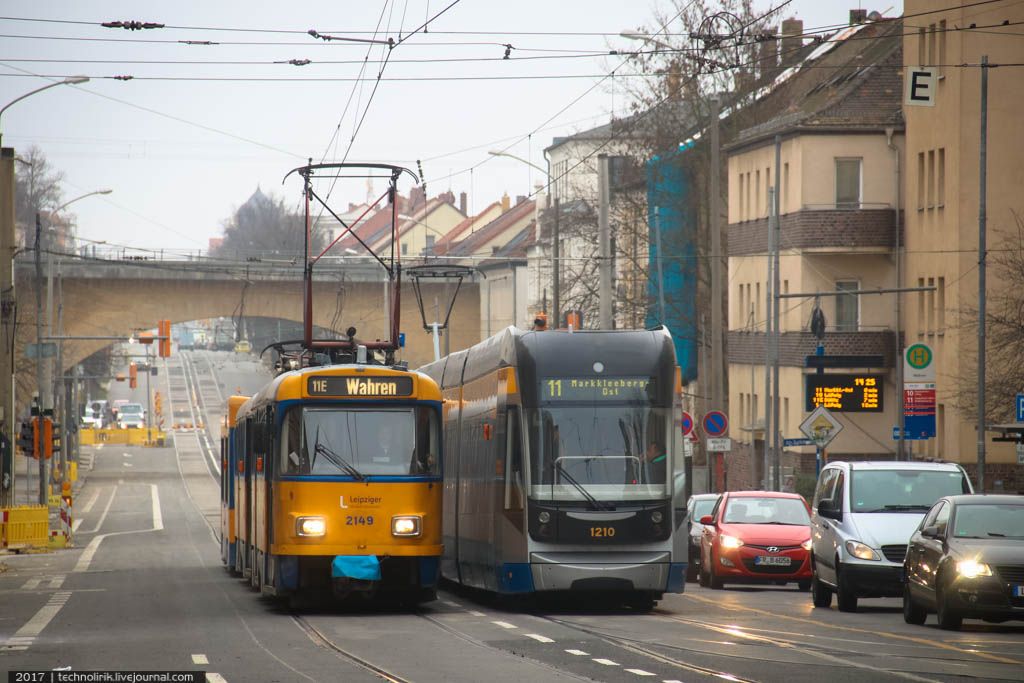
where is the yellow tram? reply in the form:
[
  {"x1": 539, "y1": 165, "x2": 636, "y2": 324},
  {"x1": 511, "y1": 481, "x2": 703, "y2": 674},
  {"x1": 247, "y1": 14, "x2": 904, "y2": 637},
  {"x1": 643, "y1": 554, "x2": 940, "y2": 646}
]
[{"x1": 222, "y1": 363, "x2": 443, "y2": 601}]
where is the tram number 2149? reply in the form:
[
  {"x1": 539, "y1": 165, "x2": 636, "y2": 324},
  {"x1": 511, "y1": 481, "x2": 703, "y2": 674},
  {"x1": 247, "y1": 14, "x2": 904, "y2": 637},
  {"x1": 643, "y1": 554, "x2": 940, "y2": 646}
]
[
  {"x1": 589, "y1": 526, "x2": 616, "y2": 538},
  {"x1": 346, "y1": 515, "x2": 375, "y2": 526}
]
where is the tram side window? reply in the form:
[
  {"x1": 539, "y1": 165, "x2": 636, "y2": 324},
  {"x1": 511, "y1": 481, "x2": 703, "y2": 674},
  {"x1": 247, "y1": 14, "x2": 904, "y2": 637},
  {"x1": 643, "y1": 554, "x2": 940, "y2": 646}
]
[
  {"x1": 281, "y1": 408, "x2": 306, "y2": 474},
  {"x1": 504, "y1": 406, "x2": 524, "y2": 510}
]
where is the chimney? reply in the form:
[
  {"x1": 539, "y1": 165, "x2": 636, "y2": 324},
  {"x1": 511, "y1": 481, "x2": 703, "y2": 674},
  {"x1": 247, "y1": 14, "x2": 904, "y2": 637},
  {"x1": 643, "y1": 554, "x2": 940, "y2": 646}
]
[
  {"x1": 849, "y1": 8, "x2": 867, "y2": 25},
  {"x1": 516, "y1": 195, "x2": 527, "y2": 206},
  {"x1": 459, "y1": 191, "x2": 467, "y2": 215},
  {"x1": 759, "y1": 26, "x2": 779, "y2": 81},
  {"x1": 780, "y1": 18, "x2": 803, "y2": 67},
  {"x1": 501, "y1": 192, "x2": 511, "y2": 213}
]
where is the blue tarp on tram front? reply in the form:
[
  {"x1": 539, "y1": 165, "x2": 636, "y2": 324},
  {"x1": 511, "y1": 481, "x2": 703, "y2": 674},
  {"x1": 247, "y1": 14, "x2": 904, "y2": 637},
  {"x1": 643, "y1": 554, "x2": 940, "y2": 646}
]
[{"x1": 646, "y1": 145, "x2": 698, "y2": 382}]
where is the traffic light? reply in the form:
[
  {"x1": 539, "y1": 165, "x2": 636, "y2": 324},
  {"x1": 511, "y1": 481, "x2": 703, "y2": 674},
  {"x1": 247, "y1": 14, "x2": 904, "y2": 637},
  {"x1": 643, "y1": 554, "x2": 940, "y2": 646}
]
[
  {"x1": 51, "y1": 422, "x2": 62, "y2": 456},
  {"x1": 159, "y1": 319, "x2": 171, "y2": 357},
  {"x1": 129, "y1": 362, "x2": 138, "y2": 389},
  {"x1": 41, "y1": 417, "x2": 53, "y2": 460},
  {"x1": 17, "y1": 419, "x2": 35, "y2": 458}
]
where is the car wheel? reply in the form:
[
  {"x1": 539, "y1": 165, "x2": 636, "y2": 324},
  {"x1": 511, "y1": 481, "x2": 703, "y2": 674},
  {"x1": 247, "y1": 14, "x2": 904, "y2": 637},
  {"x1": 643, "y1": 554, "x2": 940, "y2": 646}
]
[
  {"x1": 935, "y1": 579, "x2": 963, "y2": 631},
  {"x1": 811, "y1": 565, "x2": 832, "y2": 608},
  {"x1": 698, "y1": 565, "x2": 709, "y2": 587},
  {"x1": 835, "y1": 562, "x2": 858, "y2": 613},
  {"x1": 902, "y1": 586, "x2": 927, "y2": 625},
  {"x1": 709, "y1": 558, "x2": 724, "y2": 590},
  {"x1": 797, "y1": 579, "x2": 811, "y2": 592}
]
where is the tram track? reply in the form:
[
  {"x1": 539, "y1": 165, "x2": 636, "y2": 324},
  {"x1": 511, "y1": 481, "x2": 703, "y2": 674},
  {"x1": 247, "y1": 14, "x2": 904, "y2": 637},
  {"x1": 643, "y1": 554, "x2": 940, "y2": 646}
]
[{"x1": 291, "y1": 614, "x2": 415, "y2": 683}]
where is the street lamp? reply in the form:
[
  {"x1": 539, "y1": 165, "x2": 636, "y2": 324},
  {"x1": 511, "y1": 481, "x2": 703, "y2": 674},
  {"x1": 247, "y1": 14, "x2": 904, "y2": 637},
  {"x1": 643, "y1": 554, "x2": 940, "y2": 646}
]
[
  {"x1": 53, "y1": 188, "x2": 113, "y2": 215},
  {"x1": 487, "y1": 150, "x2": 548, "y2": 177},
  {"x1": 0, "y1": 76, "x2": 89, "y2": 147},
  {"x1": 619, "y1": 30, "x2": 674, "y2": 51}
]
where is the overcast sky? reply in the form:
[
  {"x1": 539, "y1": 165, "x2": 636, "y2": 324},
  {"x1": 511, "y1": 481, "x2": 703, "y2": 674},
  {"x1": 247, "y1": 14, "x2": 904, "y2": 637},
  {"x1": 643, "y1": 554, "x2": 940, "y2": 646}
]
[{"x1": 1, "y1": 0, "x2": 902, "y2": 253}]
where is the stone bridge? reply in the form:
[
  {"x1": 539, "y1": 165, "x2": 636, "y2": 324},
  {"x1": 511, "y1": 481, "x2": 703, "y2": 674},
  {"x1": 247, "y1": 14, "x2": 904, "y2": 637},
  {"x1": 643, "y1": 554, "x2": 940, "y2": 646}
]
[{"x1": 13, "y1": 254, "x2": 480, "y2": 405}]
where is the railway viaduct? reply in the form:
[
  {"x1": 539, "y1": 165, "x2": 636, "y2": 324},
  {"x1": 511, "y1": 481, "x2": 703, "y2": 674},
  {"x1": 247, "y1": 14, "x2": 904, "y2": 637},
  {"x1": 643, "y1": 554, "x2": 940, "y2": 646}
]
[{"x1": 11, "y1": 255, "x2": 480, "y2": 409}]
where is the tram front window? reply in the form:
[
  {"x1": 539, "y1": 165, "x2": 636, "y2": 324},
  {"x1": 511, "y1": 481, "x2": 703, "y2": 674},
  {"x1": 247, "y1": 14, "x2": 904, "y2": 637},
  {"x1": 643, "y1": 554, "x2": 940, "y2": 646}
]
[
  {"x1": 281, "y1": 406, "x2": 439, "y2": 477},
  {"x1": 528, "y1": 405, "x2": 669, "y2": 500}
]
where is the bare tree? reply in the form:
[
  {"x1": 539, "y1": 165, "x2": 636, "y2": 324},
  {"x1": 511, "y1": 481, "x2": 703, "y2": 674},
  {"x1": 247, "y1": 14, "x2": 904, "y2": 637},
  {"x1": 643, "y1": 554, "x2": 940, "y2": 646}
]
[
  {"x1": 211, "y1": 187, "x2": 324, "y2": 258},
  {"x1": 14, "y1": 146, "x2": 66, "y2": 248}
]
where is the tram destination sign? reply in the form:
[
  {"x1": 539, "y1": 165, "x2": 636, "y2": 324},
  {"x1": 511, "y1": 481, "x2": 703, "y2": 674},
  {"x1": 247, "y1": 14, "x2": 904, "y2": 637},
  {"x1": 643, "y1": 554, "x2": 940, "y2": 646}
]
[
  {"x1": 543, "y1": 376, "x2": 652, "y2": 401},
  {"x1": 307, "y1": 375, "x2": 414, "y2": 397},
  {"x1": 804, "y1": 374, "x2": 884, "y2": 413}
]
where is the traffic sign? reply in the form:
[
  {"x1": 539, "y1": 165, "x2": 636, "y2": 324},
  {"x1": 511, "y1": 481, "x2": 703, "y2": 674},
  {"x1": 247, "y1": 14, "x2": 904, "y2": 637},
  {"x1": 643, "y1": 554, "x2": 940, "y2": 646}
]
[
  {"x1": 904, "y1": 67, "x2": 936, "y2": 107},
  {"x1": 680, "y1": 411, "x2": 694, "y2": 437},
  {"x1": 892, "y1": 427, "x2": 930, "y2": 441},
  {"x1": 706, "y1": 438, "x2": 731, "y2": 452},
  {"x1": 1016, "y1": 394, "x2": 1024, "y2": 423},
  {"x1": 904, "y1": 344, "x2": 935, "y2": 383},
  {"x1": 783, "y1": 437, "x2": 814, "y2": 447},
  {"x1": 702, "y1": 411, "x2": 728, "y2": 437},
  {"x1": 799, "y1": 406, "x2": 843, "y2": 448},
  {"x1": 25, "y1": 343, "x2": 57, "y2": 359}
]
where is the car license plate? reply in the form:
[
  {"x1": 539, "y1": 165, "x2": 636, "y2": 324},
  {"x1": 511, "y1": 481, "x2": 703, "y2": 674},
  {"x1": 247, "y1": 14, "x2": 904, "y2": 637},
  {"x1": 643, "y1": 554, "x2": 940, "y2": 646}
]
[
  {"x1": 1013, "y1": 585, "x2": 1024, "y2": 598},
  {"x1": 755, "y1": 555, "x2": 791, "y2": 566}
]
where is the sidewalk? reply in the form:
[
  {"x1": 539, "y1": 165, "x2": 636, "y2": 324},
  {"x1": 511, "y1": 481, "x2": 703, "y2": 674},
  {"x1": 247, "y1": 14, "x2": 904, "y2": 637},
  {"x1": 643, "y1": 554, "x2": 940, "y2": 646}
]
[{"x1": 2, "y1": 449, "x2": 96, "y2": 551}]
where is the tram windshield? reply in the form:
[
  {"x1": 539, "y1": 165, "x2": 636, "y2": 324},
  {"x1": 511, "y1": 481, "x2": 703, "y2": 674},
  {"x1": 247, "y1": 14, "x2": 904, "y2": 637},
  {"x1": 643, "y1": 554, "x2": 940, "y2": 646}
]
[
  {"x1": 528, "y1": 404, "x2": 670, "y2": 501},
  {"x1": 280, "y1": 406, "x2": 439, "y2": 477}
]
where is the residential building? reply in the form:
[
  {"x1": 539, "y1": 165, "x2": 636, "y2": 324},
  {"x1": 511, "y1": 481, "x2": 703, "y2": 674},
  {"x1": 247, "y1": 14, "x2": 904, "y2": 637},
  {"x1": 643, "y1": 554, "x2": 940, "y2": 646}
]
[
  {"x1": 726, "y1": 19, "x2": 904, "y2": 489},
  {"x1": 902, "y1": 0, "x2": 1024, "y2": 490}
]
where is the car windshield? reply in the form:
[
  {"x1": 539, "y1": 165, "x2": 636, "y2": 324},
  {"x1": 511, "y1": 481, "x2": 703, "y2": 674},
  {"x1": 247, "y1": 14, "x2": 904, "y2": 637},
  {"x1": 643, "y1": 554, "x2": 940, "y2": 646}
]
[
  {"x1": 851, "y1": 470, "x2": 970, "y2": 512},
  {"x1": 723, "y1": 497, "x2": 810, "y2": 525},
  {"x1": 693, "y1": 498, "x2": 718, "y2": 520},
  {"x1": 120, "y1": 405, "x2": 143, "y2": 415},
  {"x1": 528, "y1": 404, "x2": 670, "y2": 501},
  {"x1": 952, "y1": 503, "x2": 1024, "y2": 539},
  {"x1": 280, "y1": 406, "x2": 439, "y2": 477}
]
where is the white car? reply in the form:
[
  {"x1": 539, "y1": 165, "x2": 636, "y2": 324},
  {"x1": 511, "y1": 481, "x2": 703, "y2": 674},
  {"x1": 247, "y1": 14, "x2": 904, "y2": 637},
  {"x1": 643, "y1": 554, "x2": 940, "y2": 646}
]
[
  {"x1": 685, "y1": 493, "x2": 720, "y2": 581},
  {"x1": 82, "y1": 400, "x2": 107, "y2": 429},
  {"x1": 117, "y1": 403, "x2": 146, "y2": 429}
]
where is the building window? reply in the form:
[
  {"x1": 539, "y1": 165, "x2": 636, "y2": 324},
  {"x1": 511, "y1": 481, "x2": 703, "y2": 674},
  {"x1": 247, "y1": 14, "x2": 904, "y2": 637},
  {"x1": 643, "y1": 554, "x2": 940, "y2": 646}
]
[
  {"x1": 938, "y1": 20, "x2": 946, "y2": 78},
  {"x1": 917, "y1": 277, "x2": 925, "y2": 335},
  {"x1": 927, "y1": 150, "x2": 935, "y2": 208},
  {"x1": 926, "y1": 276, "x2": 936, "y2": 334},
  {"x1": 937, "y1": 276, "x2": 946, "y2": 331},
  {"x1": 937, "y1": 148, "x2": 945, "y2": 207},
  {"x1": 918, "y1": 27, "x2": 926, "y2": 66},
  {"x1": 937, "y1": 403, "x2": 946, "y2": 457},
  {"x1": 783, "y1": 397, "x2": 789, "y2": 434},
  {"x1": 765, "y1": 167, "x2": 771, "y2": 216},
  {"x1": 755, "y1": 169, "x2": 761, "y2": 218},
  {"x1": 835, "y1": 158, "x2": 861, "y2": 208},
  {"x1": 401, "y1": 242, "x2": 408, "y2": 255},
  {"x1": 425, "y1": 234, "x2": 435, "y2": 253},
  {"x1": 738, "y1": 173, "x2": 744, "y2": 220},
  {"x1": 916, "y1": 152, "x2": 925, "y2": 211},
  {"x1": 755, "y1": 282, "x2": 761, "y2": 329},
  {"x1": 928, "y1": 23, "x2": 937, "y2": 67},
  {"x1": 835, "y1": 280, "x2": 859, "y2": 331},
  {"x1": 783, "y1": 162, "x2": 789, "y2": 213}
]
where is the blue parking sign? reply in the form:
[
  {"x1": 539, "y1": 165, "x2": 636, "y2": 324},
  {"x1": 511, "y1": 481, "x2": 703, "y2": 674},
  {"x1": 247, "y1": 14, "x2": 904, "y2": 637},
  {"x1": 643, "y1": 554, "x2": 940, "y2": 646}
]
[{"x1": 1017, "y1": 394, "x2": 1024, "y2": 422}]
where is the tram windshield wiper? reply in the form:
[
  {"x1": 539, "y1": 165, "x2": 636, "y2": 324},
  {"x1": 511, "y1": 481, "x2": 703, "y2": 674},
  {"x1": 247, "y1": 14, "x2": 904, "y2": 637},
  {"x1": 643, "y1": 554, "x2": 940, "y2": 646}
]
[
  {"x1": 312, "y1": 432, "x2": 365, "y2": 481},
  {"x1": 554, "y1": 460, "x2": 611, "y2": 511}
]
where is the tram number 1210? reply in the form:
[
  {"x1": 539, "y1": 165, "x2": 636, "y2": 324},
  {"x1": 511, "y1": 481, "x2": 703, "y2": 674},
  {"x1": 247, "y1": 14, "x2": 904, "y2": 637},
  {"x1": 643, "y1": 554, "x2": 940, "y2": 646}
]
[{"x1": 590, "y1": 526, "x2": 616, "y2": 538}]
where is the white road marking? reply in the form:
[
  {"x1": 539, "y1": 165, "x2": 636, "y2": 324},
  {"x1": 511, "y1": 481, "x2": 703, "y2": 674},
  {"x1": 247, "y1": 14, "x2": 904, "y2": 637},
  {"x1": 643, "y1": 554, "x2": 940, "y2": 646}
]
[
  {"x1": 469, "y1": 610, "x2": 486, "y2": 617},
  {"x1": 206, "y1": 674, "x2": 228, "y2": 682},
  {"x1": 72, "y1": 519, "x2": 82, "y2": 532},
  {"x1": 80, "y1": 485, "x2": 118, "y2": 534},
  {"x1": 524, "y1": 633, "x2": 554, "y2": 643},
  {"x1": 593, "y1": 658, "x2": 619, "y2": 666},
  {"x1": 118, "y1": 478, "x2": 124, "y2": 484},
  {"x1": 492, "y1": 620, "x2": 518, "y2": 629},
  {"x1": 441, "y1": 600, "x2": 461, "y2": 608},
  {"x1": 625, "y1": 670, "x2": 655, "y2": 677},
  {"x1": 192, "y1": 654, "x2": 209, "y2": 665},
  {"x1": 124, "y1": 463, "x2": 134, "y2": 467},
  {"x1": 79, "y1": 488, "x2": 101, "y2": 514},
  {"x1": 123, "y1": 453, "x2": 133, "y2": 458},
  {"x1": 95, "y1": 444, "x2": 104, "y2": 450},
  {"x1": 48, "y1": 575, "x2": 66, "y2": 589},
  {"x1": 565, "y1": 649, "x2": 589, "y2": 656},
  {"x1": 662, "y1": 680, "x2": 685, "y2": 683},
  {"x1": 21, "y1": 578, "x2": 41, "y2": 590},
  {"x1": 9, "y1": 590, "x2": 72, "y2": 650},
  {"x1": 74, "y1": 484, "x2": 163, "y2": 573}
]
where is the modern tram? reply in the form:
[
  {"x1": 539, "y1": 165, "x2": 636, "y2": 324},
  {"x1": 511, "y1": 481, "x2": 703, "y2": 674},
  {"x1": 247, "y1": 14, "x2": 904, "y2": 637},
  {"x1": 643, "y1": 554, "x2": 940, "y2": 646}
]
[
  {"x1": 419, "y1": 325, "x2": 689, "y2": 608},
  {"x1": 220, "y1": 360, "x2": 444, "y2": 602}
]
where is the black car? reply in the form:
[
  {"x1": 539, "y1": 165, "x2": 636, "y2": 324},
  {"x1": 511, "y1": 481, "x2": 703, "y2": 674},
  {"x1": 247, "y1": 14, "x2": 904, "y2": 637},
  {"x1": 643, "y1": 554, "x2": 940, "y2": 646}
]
[{"x1": 903, "y1": 494, "x2": 1024, "y2": 630}]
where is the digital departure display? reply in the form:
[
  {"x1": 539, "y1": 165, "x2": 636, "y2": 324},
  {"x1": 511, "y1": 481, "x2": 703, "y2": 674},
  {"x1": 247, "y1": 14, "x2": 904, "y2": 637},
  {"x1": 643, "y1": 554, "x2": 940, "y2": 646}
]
[
  {"x1": 804, "y1": 374, "x2": 883, "y2": 412},
  {"x1": 307, "y1": 375, "x2": 414, "y2": 397},
  {"x1": 542, "y1": 376, "x2": 653, "y2": 401}
]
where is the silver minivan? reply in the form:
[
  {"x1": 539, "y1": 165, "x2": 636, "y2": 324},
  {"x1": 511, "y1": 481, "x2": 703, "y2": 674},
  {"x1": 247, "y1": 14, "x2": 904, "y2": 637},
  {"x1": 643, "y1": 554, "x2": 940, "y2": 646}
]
[{"x1": 810, "y1": 460, "x2": 973, "y2": 612}]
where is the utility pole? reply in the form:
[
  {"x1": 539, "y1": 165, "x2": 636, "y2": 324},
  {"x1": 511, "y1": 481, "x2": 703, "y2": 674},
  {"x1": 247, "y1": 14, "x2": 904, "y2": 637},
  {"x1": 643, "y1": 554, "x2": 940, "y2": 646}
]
[
  {"x1": 598, "y1": 154, "x2": 612, "y2": 329},
  {"x1": 654, "y1": 207, "x2": 666, "y2": 324},
  {"x1": 977, "y1": 55, "x2": 989, "y2": 492},
  {"x1": 552, "y1": 197, "x2": 560, "y2": 328},
  {"x1": 0, "y1": 147, "x2": 15, "y2": 507},
  {"x1": 764, "y1": 187, "x2": 774, "y2": 490},
  {"x1": 33, "y1": 213, "x2": 46, "y2": 505},
  {"x1": 772, "y1": 135, "x2": 782, "y2": 492},
  {"x1": 710, "y1": 96, "x2": 724, "y2": 417}
]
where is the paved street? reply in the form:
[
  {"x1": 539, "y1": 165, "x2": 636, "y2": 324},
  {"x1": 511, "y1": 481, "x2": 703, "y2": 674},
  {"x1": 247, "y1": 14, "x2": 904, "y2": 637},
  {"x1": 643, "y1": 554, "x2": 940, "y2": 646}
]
[{"x1": 0, "y1": 351, "x2": 1020, "y2": 682}]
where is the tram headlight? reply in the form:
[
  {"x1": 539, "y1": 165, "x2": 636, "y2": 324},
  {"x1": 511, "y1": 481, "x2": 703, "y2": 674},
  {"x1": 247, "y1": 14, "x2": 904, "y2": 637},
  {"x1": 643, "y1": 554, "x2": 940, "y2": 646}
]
[
  {"x1": 538, "y1": 511, "x2": 551, "y2": 524},
  {"x1": 297, "y1": 516, "x2": 326, "y2": 537},
  {"x1": 650, "y1": 511, "x2": 663, "y2": 524},
  {"x1": 392, "y1": 515, "x2": 422, "y2": 537}
]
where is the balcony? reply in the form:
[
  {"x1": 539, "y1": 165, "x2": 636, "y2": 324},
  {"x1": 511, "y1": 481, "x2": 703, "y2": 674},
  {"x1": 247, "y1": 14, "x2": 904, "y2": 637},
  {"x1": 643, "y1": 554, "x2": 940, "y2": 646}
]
[
  {"x1": 728, "y1": 328, "x2": 898, "y2": 367},
  {"x1": 728, "y1": 204, "x2": 902, "y2": 256}
]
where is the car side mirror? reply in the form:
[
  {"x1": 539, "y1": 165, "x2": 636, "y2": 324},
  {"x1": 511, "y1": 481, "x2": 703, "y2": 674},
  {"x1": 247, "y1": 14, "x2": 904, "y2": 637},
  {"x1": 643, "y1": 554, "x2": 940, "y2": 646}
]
[
  {"x1": 817, "y1": 499, "x2": 841, "y2": 521},
  {"x1": 699, "y1": 514, "x2": 714, "y2": 525},
  {"x1": 921, "y1": 525, "x2": 941, "y2": 539}
]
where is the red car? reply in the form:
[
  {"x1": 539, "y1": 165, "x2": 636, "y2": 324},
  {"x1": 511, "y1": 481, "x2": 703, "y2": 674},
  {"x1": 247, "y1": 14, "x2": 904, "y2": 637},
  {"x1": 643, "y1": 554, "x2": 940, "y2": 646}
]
[{"x1": 699, "y1": 491, "x2": 813, "y2": 590}]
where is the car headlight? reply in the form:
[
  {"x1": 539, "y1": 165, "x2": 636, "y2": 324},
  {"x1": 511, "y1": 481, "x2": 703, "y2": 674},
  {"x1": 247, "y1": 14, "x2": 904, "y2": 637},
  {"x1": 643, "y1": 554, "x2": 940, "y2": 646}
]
[
  {"x1": 296, "y1": 516, "x2": 326, "y2": 537},
  {"x1": 651, "y1": 510, "x2": 663, "y2": 524},
  {"x1": 538, "y1": 511, "x2": 551, "y2": 524},
  {"x1": 955, "y1": 559, "x2": 992, "y2": 578},
  {"x1": 845, "y1": 540, "x2": 880, "y2": 561},
  {"x1": 392, "y1": 515, "x2": 422, "y2": 537},
  {"x1": 801, "y1": 539, "x2": 813, "y2": 551},
  {"x1": 720, "y1": 534, "x2": 744, "y2": 549}
]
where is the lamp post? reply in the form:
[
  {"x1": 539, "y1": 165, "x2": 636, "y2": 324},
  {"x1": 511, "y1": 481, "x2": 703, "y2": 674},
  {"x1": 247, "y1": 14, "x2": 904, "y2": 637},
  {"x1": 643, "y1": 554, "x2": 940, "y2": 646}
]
[{"x1": 0, "y1": 76, "x2": 89, "y2": 147}]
